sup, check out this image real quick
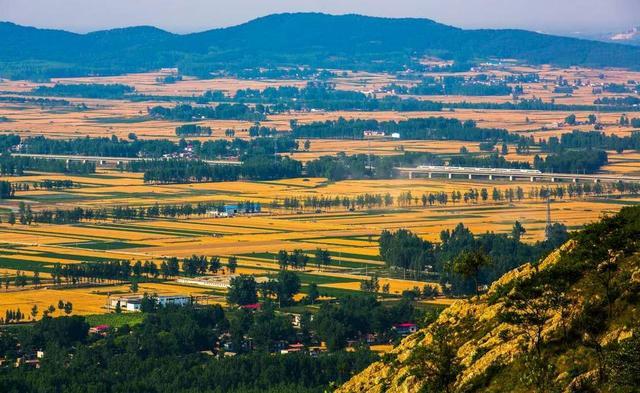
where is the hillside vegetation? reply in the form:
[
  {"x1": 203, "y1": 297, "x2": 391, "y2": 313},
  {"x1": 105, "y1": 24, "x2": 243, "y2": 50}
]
[
  {"x1": 338, "y1": 206, "x2": 640, "y2": 393},
  {"x1": 2, "y1": 13, "x2": 640, "y2": 79}
]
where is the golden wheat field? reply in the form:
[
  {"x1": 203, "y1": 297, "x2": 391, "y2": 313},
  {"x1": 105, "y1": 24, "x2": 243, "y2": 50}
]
[{"x1": 1, "y1": 63, "x2": 640, "y2": 320}]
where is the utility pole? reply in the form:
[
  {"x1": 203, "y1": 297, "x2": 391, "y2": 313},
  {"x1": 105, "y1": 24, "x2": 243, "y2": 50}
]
[
  {"x1": 367, "y1": 138, "x2": 372, "y2": 174},
  {"x1": 274, "y1": 137, "x2": 277, "y2": 162},
  {"x1": 545, "y1": 196, "x2": 553, "y2": 239}
]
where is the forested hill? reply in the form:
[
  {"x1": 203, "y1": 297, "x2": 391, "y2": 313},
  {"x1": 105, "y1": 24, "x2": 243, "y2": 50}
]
[
  {"x1": 2, "y1": 13, "x2": 640, "y2": 79},
  {"x1": 338, "y1": 205, "x2": 640, "y2": 393}
]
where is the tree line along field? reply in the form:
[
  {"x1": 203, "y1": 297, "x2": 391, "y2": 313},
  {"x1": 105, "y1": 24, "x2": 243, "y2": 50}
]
[
  {"x1": 1, "y1": 61, "x2": 640, "y2": 326},
  {"x1": 0, "y1": 166, "x2": 637, "y2": 320}
]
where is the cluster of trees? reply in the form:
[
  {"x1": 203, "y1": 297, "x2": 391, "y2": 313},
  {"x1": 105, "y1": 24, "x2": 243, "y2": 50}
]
[
  {"x1": 180, "y1": 255, "x2": 224, "y2": 276},
  {"x1": 5, "y1": 180, "x2": 75, "y2": 195},
  {"x1": 11, "y1": 200, "x2": 262, "y2": 225},
  {"x1": 0, "y1": 155, "x2": 95, "y2": 175},
  {"x1": 0, "y1": 180, "x2": 14, "y2": 199},
  {"x1": 257, "y1": 271, "x2": 302, "y2": 307},
  {"x1": 2, "y1": 271, "x2": 37, "y2": 290},
  {"x1": 50, "y1": 260, "x2": 139, "y2": 285},
  {"x1": 379, "y1": 229, "x2": 434, "y2": 279},
  {"x1": 148, "y1": 103, "x2": 266, "y2": 121},
  {"x1": 0, "y1": 307, "x2": 377, "y2": 392},
  {"x1": 11, "y1": 133, "x2": 301, "y2": 161},
  {"x1": 2, "y1": 309, "x2": 26, "y2": 324},
  {"x1": 291, "y1": 117, "x2": 514, "y2": 141},
  {"x1": 248, "y1": 124, "x2": 278, "y2": 137},
  {"x1": 233, "y1": 82, "x2": 444, "y2": 112},
  {"x1": 131, "y1": 156, "x2": 302, "y2": 184},
  {"x1": 213, "y1": 67, "x2": 335, "y2": 81},
  {"x1": 0, "y1": 95, "x2": 76, "y2": 108},
  {"x1": 306, "y1": 152, "x2": 443, "y2": 181},
  {"x1": 175, "y1": 124, "x2": 212, "y2": 136},
  {"x1": 278, "y1": 193, "x2": 394, "y2": 211},
  {"x1": 386, "y1": 75, "x2": 513, "y2": 96},
  {"x1": 445, "y1": 98, "x2": 629, "y2": 113},
  {"x1": 49, "y1": 255, "x2": 238, "y2": 286},
  {"x1": 241, "y1": 155, "x2": 302, "y2": 180},
  {"x1": 156, "y1": 74, "x2": 183, "y2": 84},
  {"x1": 14, "y1": 134, "x2": 178, "y2": 158},
  {"x1": 30, "y1": 206, "x2": 106, "y2": 225},
  {"x1": 197, "y1": 136, "x2": 298, "y2": 159},
  {"x1": 226, "y1": 274, "x2": 424, "y2": 350},
  {"x1": 540, "y1": 130, "x2": 640, "y2": 154},
  {"x1": 594, "y1": 95, "x2": 640, "y2": 107},
  {"x1": 379, "y1": 221, "x2": 569, "y2": 295},
  {"x1": 3, "y1": 301, "x2": 75, "y2": 323},
  {"x1": 0, "y1": 134, "x2": 20, "y2": 152},
  {"x1": 533, "y1": 150, "x2": 608, "y2": 174},
  {"x1": 30, "y1": 83, "x2": 135, "y2": 99},
  {"x1": 274, "y1": 249, "x2": 331, "y2": 271},
  {"x1": 314, "y1": 295, "x2": 424, "y2": 351},
  {"x1": 136, "y1": 160, "x2": 240, "y2": 183},
  {"x1": 32, "y1": 179, "x2": 74, "y2": 190}
]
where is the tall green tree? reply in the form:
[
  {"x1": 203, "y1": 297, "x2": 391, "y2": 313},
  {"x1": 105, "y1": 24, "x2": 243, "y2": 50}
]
[{"x1": 452, "y1": 250, "x2": 491, "y2": 298}]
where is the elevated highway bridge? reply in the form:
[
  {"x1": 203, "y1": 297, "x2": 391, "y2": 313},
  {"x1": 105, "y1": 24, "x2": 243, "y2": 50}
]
[{"x1": 395, "y1": 165, "x2": 640, "y2": 183}]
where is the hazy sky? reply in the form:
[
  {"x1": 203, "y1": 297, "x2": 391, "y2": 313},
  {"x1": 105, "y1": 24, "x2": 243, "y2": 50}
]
[{"x1": 1, "y1": 0, "x2": 638, "y2": 34}]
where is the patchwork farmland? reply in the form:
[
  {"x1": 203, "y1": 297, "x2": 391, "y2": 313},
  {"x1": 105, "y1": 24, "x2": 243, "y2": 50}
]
[{"x1": 1, "y1": 62, "x2": 640, "y2": 326}]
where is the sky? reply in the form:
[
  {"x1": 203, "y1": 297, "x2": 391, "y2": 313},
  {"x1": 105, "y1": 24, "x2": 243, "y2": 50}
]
[{"x1": 1, "y1": 0, "x2": 638, "y2": 35}]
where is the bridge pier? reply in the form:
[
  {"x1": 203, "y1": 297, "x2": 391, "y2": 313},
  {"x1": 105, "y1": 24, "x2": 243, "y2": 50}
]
[
  {"x1": 468, "y1": 174, "x2": 472, "y2": 180},
  {"x1": 530, "y1": 176, "x2": 535, "y2": 182},
  {"x1": 509, "y1": 176, "x2": 514, "y2": 181},
  {"x1": 551, "y1": 177, "x2": 556, "y2": 183},
  {"x1": 572, "y1": 178, "x2": 577, "y2": 183},
  {"x1": 428, "y1": 173, "x2": 432, "y2": 179},
  {"x1": 408, "y1": 171, "x2": 413, "y2": 180},
  {"x1": 448, "y1": 173, "x2": 452, "y2": 179},
  {"x1": 488, "y1": 175, "x2": 493, "y2": 180}
]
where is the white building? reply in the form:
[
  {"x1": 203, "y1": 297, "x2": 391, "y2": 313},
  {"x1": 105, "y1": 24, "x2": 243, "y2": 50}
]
[{"x1": 110, "y1": 294, "x2": 191, "y2": 312}]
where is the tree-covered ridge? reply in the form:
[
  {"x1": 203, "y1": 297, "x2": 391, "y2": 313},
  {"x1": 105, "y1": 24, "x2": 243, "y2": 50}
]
[
  {"x1": 2, "y1": 13, "x2": 640, "y2": 79},
  {"x1": 338, "y1": 205, "x2": 640, "y2": 393}
]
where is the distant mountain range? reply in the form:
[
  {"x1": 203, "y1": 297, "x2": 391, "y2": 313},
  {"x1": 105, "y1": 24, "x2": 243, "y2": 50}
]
[
  {"x1": 1, "y1": 13, "x2": 640, "y2": 80},
  {"x1": 610, "y1": 26, "x2": 640, "y2": 43},
  {"x1": 570, "y1": 26, "x2": 640, "y2": 46}
]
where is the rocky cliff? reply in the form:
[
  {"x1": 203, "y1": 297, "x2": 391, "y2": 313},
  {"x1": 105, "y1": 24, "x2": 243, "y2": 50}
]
[{"x1": 338, "y1": 206, "x2": 640, "y2": 393}]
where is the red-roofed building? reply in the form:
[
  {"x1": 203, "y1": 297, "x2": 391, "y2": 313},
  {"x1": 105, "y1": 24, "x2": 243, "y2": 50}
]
[
  {"x1": 89, "y1": 325, "x2": 110, "y2": 336},
  {"x1": 393, "y1": 323, "x2": 418, "y2": 336},
  {"x1": 240, "y1": 303, "x2": 262, "y2": 311}
]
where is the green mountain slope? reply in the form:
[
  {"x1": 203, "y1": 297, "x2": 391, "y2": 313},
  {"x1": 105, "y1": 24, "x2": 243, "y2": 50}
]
[
  {"x1": 338, "y1": 206, "x2": 640, "y2": 393},
  {"x1": 1, "y1": 13, "x2": 640, "y2": 79}
]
